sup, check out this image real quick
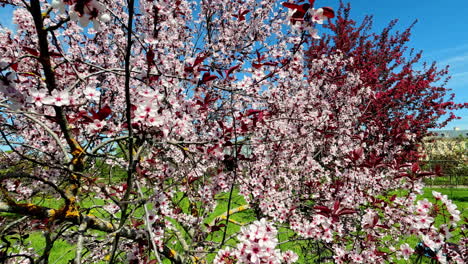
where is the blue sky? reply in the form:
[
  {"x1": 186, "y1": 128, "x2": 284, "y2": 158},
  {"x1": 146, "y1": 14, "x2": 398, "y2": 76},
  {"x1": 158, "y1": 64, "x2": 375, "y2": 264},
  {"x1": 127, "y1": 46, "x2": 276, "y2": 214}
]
[{"x1": 1, "y1": 0, "x2": 467, "y2": 129}]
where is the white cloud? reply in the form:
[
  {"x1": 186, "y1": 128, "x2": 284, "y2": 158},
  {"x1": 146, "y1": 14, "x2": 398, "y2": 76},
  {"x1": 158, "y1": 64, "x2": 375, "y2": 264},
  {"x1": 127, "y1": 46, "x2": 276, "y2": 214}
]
[
  {"x1": 439, "y1": 53, "x2": 468, "y2": 67},
  {"x1": 448, "y1": 71, "x2": 468, "y2": 90},
  {"x1": 426, "y1": 43, "x2": 468, "y2": 57},
  {"x1": 451, "y1": 71, "x2": 468, "y2": 78}
]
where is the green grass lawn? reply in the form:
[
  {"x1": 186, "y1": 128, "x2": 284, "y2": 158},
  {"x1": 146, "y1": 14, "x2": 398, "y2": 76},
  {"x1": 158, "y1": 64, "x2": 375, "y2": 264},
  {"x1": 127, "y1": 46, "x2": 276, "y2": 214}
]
[{"x1": 2, "y1": 187, "x2": 466, "y2": 263}]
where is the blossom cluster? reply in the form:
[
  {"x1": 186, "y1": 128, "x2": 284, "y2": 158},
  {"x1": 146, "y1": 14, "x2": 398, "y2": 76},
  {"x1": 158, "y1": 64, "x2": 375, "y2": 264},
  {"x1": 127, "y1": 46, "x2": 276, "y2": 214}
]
[
  {"x1": 283, "y1": 1, "x2": 335, "y2": 38},
  {"x1": 51, "y1": 0, "x2": 111, "y2": 30},
  {"x1": 413, "y1": 191, "x2": 464, "y2": 264},
  {"x1": 215, "y1": 219, "x2": 298, "y2": 264}
]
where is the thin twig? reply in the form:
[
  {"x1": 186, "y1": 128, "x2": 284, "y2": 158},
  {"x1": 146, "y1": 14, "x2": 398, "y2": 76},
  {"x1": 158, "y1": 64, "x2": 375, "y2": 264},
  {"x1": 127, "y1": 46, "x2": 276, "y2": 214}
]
[
  {"x1": 136, "y1": 181, "x2": 163, "y2": 264},
  {"x1": 74, "y1": 220, "x2": 88, "y2": 264}
]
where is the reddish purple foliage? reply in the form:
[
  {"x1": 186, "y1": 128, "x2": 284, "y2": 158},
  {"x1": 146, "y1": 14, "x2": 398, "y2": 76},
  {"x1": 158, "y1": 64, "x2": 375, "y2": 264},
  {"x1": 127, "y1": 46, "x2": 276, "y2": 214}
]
[{"x1": 306, "y1": 3, "x2": 466, "y2": 162}]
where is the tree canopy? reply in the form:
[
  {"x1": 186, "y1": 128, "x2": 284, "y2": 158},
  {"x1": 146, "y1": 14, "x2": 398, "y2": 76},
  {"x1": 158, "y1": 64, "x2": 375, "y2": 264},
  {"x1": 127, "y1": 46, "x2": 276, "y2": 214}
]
[{"x1": 0, "y1": 1, "x2": 465, "y2": 263}]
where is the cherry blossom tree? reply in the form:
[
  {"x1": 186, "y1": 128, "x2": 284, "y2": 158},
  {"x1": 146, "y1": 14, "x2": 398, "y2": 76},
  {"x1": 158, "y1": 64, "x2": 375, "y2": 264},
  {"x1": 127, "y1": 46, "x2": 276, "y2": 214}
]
[{"x1": 0, "y1": 1, "x2": 465, "y2": 264}]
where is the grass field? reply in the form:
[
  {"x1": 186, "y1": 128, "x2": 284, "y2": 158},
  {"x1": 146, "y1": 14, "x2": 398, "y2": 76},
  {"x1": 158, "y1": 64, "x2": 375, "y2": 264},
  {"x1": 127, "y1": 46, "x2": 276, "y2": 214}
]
[{"x1": 1, "y1": 187, "x2": 466, "y2": 263}]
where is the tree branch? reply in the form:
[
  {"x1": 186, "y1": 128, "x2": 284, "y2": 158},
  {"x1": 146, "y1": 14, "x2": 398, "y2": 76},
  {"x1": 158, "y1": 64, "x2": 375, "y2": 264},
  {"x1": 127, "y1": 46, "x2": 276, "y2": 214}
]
[{"x1": 109, "y1": 0, "x2": 137, "y2": 261}]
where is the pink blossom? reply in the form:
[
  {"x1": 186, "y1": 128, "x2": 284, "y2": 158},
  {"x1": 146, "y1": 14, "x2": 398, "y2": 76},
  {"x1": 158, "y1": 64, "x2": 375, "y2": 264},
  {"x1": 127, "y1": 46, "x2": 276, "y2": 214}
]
[
  {"x1": 305, "y1": 26, "x2": 321, "y2": 39},
  {"x1": 436, "y1": 250, "x2": 447, "y2": 264},
  {"x1": 88, "y1": 119, "x2": 107, "y2": 133},
  {"x1": 415, "y1": 199, "x2": 432, "y2": 215},
  {"x1": 309, "y1": 8, "x2": 328, "y2": 24},
  {"x1": 282, "y1": 250, "x2": 299, "y2": 263},
  {"x1": 422, "y1": 234, "x2": 443, "y2": 252},
  {"x1": 27, "y1": 88, "x2": 48, "y2": 106},
  {"x1": 444, "y1": 200, "x2": 461, "y2": 222},
  {"x1": 432, "y1": 191, "x2": 444, "y2": 200},
  {"x1": 43, "y1": 89, "x2": 70, "y2": 106},
  {"x1": 398, "y1": 243, "x2": 414, "y2": 260},
  {"x1": 83, "y1": 87, "x2": 101, "y2": 102},
  {"x1": 214, "y1": 248, "x2": 236, "y2": 264},
  {"x1": 220, "y1": 219, "x2": 298, "y2": 263},
  {"x1": 64, "y1": 0, "x2": 111, "y2": 30},
  {"x1": 350, "y1": 253, "x2": 364, "y2": 263},
  {"x1": 413, "y1": 215, "x2": 434, "y2": 229}
]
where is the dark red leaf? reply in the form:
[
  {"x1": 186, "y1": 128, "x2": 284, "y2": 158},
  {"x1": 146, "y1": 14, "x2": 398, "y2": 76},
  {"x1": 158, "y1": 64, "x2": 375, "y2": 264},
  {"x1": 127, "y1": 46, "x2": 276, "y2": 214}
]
[
  {"x1": 207, "y1": 144, "x2": 220, "y2": 154},
  {"x1": 351, "y1": 148, "x2": 364, "y2": 161},
  {"x1": 10, "y1": 62, "x2": 18, "y2": 71},
  {"x1": 131, "y1": 219, "x2": 144, "y2": 228},
  {"x1": 217, "y1": 120, "x2": 225, "y2": 130},
  {"x1": 417, "y1": 172, "x2": 434, "y2": 177},
  {"x1": 149, "y1": 75, "x2": 160, "y2": 82},
  {"x1": 184, "y1": 65, "x2": 194, "y2": 73},
  {"x1": 22, "y1": 47, "x2": 39, "y2": 57},
  {"x1": 314, "y1": 205, "x2": 331, "y2": 214},
  {"x1": 375, "y1": 250, "x2": 387, "y2": 256},
  {"x1": 373, "y1": 215, "x2": 379, "y2": 226},
  {"x1": 321, "y1": 7, "x2": 335, "y2": 19},
  {"x1": 411, "y1": 163, "x2": 420, "y2": 174},
  {"x1": 336, "y1": 208, "x2": 356, "y2": 216},
  {"x1": 435, "y1": 165, "x2": 443, "y2": 176},
  {"x1": 146, "y1": 49, "x2": 155, "y2": 66},
  {"x1": 68, "y1": 110, "x2": 93, "y2": 124},
  {"x1": 49, "y1": 52, "x2": 63, "y2": 58},
  {"x1": 256, "y1": 51, "x2": 266, "y2": 62},
  {"x1": 282, "y1": 2, "x2": 309, "y2": 13},
  {"x1": 211, "y1": 226, "x2": 221, "y2": 232},
  {"x1": 263, "y1": 61, "x2": 278, "y2": 67},
  {"x1": 252, "y1": 62, "x2": 263, "y2": 69},
  {"x1": 397, "y1": 172, "x2": 409, "y2": 179},
  {"x1": 187, "y1": 176, "x2": 200, "y2": 184},
  {"x1": 194, "y1": 54, "x2": 208, "y2": 66},
  {"x1": 232, "y1": 9, "x2": 250, "y2": 21},
  {"x1": 226, "y1": 64, "x2": 241, "y2": 77},
  {"x1": 333, "y1": 200, "x2": 340, "y2": 212},
  {"x1": 376, "y1": 224, "x2": 390, "y2": 229},
  {"x1": 201, "y1": 72, "x2": 218, "y2": 84},
  {"x1": 97, "y1": 105, "x2": 112, "y2": 121},
  {"x1": 246, "y1": 109, "x2": 262, "y2": 116}
]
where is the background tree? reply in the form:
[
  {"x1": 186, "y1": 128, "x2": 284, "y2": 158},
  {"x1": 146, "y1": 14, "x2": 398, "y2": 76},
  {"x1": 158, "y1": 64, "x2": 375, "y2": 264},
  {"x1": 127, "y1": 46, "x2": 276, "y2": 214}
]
[
  {"x1": 0, "y1": 1, "x2": 465, "y2": 264},
  {"x1": 305, "y1": 2, "x2": 467, "y2": 163}
]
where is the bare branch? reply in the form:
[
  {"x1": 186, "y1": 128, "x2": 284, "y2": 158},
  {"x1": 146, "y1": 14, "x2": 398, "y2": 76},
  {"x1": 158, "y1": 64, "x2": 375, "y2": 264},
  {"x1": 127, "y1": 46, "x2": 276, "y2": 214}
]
[{"x1": 136, "y1": 181, "x2": 163, "y2": 264}]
